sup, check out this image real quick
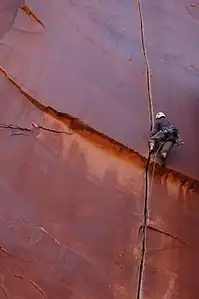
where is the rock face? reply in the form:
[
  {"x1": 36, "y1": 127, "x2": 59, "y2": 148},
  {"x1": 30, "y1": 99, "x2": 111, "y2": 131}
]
[{"x1": 0, "y1": 1, "x2": 199, "y2": 298}]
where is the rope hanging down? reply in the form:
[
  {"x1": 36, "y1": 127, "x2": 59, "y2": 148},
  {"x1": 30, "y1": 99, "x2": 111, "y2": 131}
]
[{"x1": 136, "y1": 0, "x2": 157, "y2": 297}]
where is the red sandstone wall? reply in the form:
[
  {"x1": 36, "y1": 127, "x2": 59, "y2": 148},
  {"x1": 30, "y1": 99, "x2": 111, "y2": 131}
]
[{"x1": 0, "y1": 1, "x2": 199, "y2": 298}]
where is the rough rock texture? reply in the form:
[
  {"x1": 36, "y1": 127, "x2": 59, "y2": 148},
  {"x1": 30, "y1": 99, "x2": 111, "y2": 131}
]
[
  {"x1": 143, "y1": 174, "x2": 199, "y2": 299},
  {"x1": 0, "y1": 0, "x2": 149, "y2": 156},
  {"x1": 1, "y1": 0, "x2": 199, "y2": 180},
  {"x1": 0, "y1": 1, "x2": 199, "y2": 299},
  {"x1": 0, "y1": 0, "x2": 23, "y2": 39},
  {"x1": 0, "y1": 76, "x2": 144, "y2": 299},
  {"x1": 141, "y1": 0, "x2": 199, "y2": 180}
]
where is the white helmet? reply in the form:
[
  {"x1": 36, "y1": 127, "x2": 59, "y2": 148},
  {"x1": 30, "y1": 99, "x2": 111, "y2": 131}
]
[{"x1": 156, "y1": 112, "x2": 165, "y2": 119}]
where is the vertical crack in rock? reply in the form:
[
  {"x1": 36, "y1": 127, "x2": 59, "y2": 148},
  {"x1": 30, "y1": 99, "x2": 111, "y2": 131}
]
[
  {"x1": 136, "y1": 155, "x2": 150, "y2": 299},
  {"x1": 136, "y1": 0, "x2": 154, "y2": 298},
  {"x1": 137, "y1": 0, "x2": 154, "y2": 130}
]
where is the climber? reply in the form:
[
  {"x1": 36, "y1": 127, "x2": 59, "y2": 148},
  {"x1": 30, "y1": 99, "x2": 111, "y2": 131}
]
[{"x1": 149, "y1": 112, "x2": 183, "y2": 160}]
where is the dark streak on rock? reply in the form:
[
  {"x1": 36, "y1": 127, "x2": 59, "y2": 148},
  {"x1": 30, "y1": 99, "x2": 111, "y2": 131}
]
[
  {"x1": 0, "y1": 123, "x2": 73, "y2": 136},
  {"x1": 140, "y1": 225, "x2": 188, "y2": 245},
  {"x1": 136, "y1": 0, "x2": 154, "y2": 131}
]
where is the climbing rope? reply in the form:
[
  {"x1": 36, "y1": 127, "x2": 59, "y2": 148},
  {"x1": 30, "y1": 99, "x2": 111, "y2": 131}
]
[
  {"x1": 136, "y1": 142, "x2": 162, "y2": 299},
  {"x1": 136, "y1": 0, "x2": 156, "y2": 297},
  {"x1": 136, "y1": 151, "x2": 151, "y2": 299}
]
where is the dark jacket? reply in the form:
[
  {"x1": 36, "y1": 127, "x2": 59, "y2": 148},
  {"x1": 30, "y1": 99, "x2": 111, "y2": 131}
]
[{"x1": 151, "y1": 117, "x2": 178, "y2": 137}]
